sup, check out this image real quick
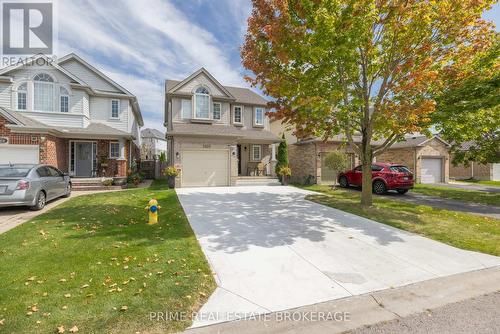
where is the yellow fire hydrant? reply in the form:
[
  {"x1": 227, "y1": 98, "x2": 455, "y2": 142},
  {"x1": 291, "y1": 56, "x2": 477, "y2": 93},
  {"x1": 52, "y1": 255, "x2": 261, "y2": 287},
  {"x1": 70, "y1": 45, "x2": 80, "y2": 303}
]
[{"x1": 145, "y1": 199, "x2": 161, "y2": 225}]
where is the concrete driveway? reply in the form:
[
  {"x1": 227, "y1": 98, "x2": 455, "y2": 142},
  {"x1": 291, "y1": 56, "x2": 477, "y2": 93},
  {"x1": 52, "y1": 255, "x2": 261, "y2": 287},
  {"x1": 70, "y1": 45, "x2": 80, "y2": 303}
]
[{"x1": 176, "y1": 186, "x2": 500, "y2": 327}]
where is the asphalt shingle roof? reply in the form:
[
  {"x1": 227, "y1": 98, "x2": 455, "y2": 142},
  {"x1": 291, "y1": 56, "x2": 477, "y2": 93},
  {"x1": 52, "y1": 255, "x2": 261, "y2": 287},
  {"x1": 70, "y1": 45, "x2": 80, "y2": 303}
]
[
  {"x1": 141, "y1": 128, "x2": 165, "y2": 140},
  {"x1": 166, "y1": 79, "x2": 269, "y2": 106},
  {"x1": 169, "y1": 123, "x2": 281, "y2": 142}
]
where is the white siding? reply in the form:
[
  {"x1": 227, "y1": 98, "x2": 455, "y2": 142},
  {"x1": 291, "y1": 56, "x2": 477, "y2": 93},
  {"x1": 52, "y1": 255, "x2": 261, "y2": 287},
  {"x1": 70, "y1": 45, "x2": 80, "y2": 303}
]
[
  {"x1": 18, "y1": 111, "x2": 86, "y2": 127},
  {"x1": 10, "y1": 66, "x2": 73, "y2": 84},
  {"x1": 59, "y1": 59, "x2": 121, "y2": 92},
  {"x1": 175, "y1": 73, "x2": 227, "y2": 97},
  {"x1": 0, "y1": 82, "x2": 11, "y2": 108},
  {"x1": 493, "y1": 163, "x2": 500, "y2": 181},
  {"x1": 89, "y1": 97, "x2": 129, "y2": 132}
]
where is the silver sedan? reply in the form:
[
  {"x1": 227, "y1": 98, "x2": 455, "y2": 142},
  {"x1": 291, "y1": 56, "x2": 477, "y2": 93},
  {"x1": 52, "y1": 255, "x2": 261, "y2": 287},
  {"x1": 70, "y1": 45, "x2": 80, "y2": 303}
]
[{"x1": 0, "y1": 164, "x2": 72, "y2": 210}]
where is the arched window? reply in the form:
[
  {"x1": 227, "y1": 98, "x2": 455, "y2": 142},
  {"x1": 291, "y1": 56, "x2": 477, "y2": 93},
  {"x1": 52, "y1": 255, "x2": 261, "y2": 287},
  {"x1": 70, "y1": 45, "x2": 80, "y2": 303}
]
[
  {"x1": 17, "y1": 82, "x2": 27, "y2": 110},
  {"x1": 33, "y1": 73, "x2": 54, "y2": 111},
  {"x1": 60, "y1": 87, "x2": 69, "y2": 112},
  {"x1": 194, "y1": 86, "x2": 210, "y2": 119}
]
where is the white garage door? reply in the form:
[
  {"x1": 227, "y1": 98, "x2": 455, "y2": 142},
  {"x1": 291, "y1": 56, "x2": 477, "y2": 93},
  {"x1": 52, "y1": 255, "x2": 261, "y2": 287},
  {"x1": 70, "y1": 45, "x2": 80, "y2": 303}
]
[
  {"x1": 0, "y1": 145, "x2": 39, "y2": 164},
  {"x1": 421, "y1": 158, "x2": 443, "y2": 184},
  {"x1": 181, "y1": 150, "x2": 229, "y2": 187}
]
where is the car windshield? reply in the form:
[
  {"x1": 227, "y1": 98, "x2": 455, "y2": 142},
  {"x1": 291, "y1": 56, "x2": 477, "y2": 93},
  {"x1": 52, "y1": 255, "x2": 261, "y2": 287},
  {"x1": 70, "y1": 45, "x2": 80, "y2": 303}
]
[
  {"x1": 0, "y1": 166, "x2": 32, "y2": 177},
  {"x1": 390, "y1": 166, "x2": 411, "y2": 173}
]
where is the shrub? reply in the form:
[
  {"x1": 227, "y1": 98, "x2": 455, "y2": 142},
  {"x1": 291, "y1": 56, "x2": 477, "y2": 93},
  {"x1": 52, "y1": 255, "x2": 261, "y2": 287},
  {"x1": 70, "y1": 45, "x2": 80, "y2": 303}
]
[
  {"x1": 275, "y1": 134, "x2": 288, "y2": 177},
  {"x1": 102, "y1": 178, "x2": 114, "y2": 186},
  {"x1": 278, "y1": 165, "x2": 292, "y2": 177},
  {"x1": 163, "y1": 166, "x2": 179, "y2": 177}
]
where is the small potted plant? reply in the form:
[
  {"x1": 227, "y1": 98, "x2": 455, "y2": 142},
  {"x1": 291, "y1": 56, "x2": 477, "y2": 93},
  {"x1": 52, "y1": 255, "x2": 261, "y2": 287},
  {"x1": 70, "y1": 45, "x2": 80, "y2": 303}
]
[
  {"x1": 163, "y1": 166, "x2": 180, "y2": 189},
  {"x1": 278, "y1": 165, "x2": 292, "y2": 186}
]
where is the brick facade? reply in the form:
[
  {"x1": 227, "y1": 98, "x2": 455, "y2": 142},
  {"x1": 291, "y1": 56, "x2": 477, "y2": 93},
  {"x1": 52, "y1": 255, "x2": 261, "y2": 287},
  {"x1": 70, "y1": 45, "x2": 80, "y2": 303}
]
[
  {"x1": 2, "y1": 115, "x2": 135, "y2": 177},
  {"x1": 449, "y1": 156, "x2": 492, "y2": 181}
]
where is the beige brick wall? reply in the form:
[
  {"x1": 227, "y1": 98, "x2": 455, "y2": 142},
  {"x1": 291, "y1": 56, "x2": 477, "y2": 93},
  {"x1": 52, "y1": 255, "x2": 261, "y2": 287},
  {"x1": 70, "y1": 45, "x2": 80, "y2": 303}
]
[
  {"x1": 377, "y1": 148, "x2": 416, "y2": 172},
  {"x1": 315, "y1": 142, "x2": 357, "y2": 184},
  {"x1": 289, "y1": 142, "x2": 317, "y2": 184},
  {"x1": 450, "y1": 158, "x2": 492, "y2": 181}
]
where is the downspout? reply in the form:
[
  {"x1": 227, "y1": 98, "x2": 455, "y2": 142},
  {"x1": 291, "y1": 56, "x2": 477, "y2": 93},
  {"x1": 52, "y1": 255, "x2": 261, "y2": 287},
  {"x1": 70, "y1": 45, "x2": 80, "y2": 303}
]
[{"x1": 471, "y1": 161, "x2": 474, "y2": 179}]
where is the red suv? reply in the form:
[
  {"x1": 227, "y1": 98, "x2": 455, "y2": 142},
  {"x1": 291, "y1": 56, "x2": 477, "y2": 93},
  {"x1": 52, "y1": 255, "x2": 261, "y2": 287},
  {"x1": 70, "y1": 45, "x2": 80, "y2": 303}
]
[{"x1": 338, "y1": 163, "x2": 414, "y2": 195}]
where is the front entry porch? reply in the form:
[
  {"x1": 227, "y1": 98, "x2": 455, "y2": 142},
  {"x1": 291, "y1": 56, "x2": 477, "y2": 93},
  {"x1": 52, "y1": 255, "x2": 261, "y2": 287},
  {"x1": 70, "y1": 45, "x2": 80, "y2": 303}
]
[{"x1": 237, "y1": 142, "x2": 278, "y2": 177}]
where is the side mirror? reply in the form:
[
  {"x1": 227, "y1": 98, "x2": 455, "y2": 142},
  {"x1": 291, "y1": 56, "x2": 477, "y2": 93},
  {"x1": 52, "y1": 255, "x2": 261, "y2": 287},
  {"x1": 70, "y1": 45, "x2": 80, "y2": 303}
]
[{"x1": 63, "y1": 172, "x2": 70, "y2": 177}]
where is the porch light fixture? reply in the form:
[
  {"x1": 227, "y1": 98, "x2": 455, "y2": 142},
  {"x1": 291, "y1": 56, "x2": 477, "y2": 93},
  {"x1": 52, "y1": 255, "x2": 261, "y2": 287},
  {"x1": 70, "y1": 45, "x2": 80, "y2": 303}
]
[{"x1": 175, "y1": 152, "x2": 180, "y2": 159}]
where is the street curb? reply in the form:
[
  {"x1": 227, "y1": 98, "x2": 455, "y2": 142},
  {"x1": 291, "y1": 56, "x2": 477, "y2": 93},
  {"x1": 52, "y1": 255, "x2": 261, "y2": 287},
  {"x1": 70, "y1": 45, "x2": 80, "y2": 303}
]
[{"x1": 184, "y1": 266, "x2": 500, "y2": 334}]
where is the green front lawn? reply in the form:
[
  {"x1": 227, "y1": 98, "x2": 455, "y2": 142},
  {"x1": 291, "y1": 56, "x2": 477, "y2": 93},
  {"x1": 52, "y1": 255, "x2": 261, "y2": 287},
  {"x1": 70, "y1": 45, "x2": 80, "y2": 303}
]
[
  {"x1": 412, "y1": 184, "x2": 500, "y2": 207},
  {"x1": 300, "y1": 185, "x2": 500, "y2": 256},
  {"x1": 0, "y1": 180, "x2": 215, "y2": 333},
  {"x1": 462, "y1": 180, "x2": 500, "y2": 187}
]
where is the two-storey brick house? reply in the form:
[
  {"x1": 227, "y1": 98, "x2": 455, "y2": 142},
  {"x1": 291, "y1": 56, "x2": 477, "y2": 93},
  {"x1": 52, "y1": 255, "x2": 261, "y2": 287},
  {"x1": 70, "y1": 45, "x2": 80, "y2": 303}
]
[
  {"x1": 165, "y1": 68, "x2": 281, "y2": 187},
  {"x1": 0, "y1": 54, "x2": 143, "y2": 178}
]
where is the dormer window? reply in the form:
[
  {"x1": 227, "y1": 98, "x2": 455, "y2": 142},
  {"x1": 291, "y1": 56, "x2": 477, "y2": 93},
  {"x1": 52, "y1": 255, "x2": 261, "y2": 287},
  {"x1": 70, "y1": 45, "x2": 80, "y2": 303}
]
[
  {"x1": 194, "y1": 86, "x2": 210, "y2": 119},
  {"x1": 33, "y1": 73, "x2": 54, "y2": 112},
  {"x1": 17, "y1": 83, "x2": 27, "y2": 110},
  {"x1": 254, "y1": 107, "x2": 264, "y2": 126},
  {"x1": 60, "y1": 87, "x2": 69, "y2": 113}
]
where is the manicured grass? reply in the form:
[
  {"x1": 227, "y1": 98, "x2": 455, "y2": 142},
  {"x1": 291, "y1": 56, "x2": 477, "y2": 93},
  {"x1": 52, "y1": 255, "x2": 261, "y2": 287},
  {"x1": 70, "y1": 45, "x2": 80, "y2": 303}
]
[
  {"x1": 462, "y1": 180, "x2": 500, "y2": 187},
  {"x1": 300, "y1": 185, "x2": 500, "y2": 257},
  {"x1": 412, "y1": 184, "x2": 500, "y2": 207},
  {"x1": 0, "y1": 180, "x2": 216, "y2": 334}
]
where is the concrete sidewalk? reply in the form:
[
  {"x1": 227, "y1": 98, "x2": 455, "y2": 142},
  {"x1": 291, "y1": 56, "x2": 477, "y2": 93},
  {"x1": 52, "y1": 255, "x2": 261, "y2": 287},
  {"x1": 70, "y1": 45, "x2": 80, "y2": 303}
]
[{"x1": 185, "y1": 266, "x2": 500, "y2": 334}]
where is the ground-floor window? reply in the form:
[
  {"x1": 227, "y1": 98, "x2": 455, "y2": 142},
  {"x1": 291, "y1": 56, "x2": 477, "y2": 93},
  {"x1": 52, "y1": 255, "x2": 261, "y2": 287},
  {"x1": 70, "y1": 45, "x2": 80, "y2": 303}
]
[
  {"x1": 252, "y1": 145, "x2": 262, "y2": 161},
  {"x1": 109, "y1": 142, "x2": 120, "y2": 159}
]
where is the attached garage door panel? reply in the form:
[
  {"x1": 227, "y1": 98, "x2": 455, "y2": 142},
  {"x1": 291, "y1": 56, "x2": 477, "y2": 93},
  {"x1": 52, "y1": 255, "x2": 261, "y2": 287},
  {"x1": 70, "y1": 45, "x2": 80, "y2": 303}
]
[
  {"x1": 182, "y1": 150, "x2": 229, "y2": 187},
  {"x1": 421, "y1": 158, "x2": 442, "y2": 184},
  {"x1": 0, "y1": 145, "x2": 39, "y2": 164}
]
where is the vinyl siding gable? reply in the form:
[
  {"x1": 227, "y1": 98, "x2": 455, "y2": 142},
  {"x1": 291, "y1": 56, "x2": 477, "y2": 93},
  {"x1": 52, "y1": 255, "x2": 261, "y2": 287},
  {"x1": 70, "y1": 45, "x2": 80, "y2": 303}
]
[{"x1": 59, "y1": 59, "x2": 121, "y2": 93}]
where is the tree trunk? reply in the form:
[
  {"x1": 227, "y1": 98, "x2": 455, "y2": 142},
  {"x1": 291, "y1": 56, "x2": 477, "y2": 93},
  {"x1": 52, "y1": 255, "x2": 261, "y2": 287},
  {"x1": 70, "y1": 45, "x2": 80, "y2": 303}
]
[{"x1": 360, "y1": 143, "x2": 373, "y2": 207}]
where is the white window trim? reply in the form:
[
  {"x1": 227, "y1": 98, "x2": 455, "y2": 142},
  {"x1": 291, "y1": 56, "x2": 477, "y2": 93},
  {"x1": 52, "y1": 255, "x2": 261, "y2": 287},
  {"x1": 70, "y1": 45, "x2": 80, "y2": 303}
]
[
  {"x1": 194, "y1": 91, "x2": 211, "y2": 120},
  {"x1": 16, "y1": 83, "x2": 28, "y2": 111},
  {"x1": 60, "y1": 87, "x2": 70, "y2": 113},
  {"x1": 233, "y1": 105, "x2": 243, "y2": 124},
  {"x1": 109, "y1": 142, "x2": 120, "y2": 159},
  {"x1": 251, "y1": 145, "x2": 262, "y2": 161},
  {"x1": 254, "y1": 107, "x2": 264, "y2": 126},
  {"x1": 110, "y1": 99, "x2": 120, "y2": 119},
  {"x1": 213, "y1": 102, "x2": 222, "y2": 121},
  {"x1": 181, "y1": 98, "x2": 192, "y2": 119}
]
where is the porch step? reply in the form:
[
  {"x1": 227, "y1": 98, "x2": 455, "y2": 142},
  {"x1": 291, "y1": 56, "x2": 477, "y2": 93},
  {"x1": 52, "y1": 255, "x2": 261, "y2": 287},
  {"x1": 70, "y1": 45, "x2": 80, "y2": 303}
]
[
  {"x1": 235, "y1": 177, "x2": 281, "y2": 186},
  {"x1": 71, "y1": 178, "x2": 124, "y2": 191}
]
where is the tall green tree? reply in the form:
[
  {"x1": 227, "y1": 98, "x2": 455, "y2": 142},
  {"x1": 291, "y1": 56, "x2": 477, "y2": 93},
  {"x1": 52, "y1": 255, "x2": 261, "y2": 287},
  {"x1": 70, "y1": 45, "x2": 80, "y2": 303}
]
[
  {"x1": 275, "y1": 134, "x2": 289, "y2": 178},
  {"x1": 433, "y1": 38, "x2": 500, "y2": 165},
  {"x1": 242, "y1": 0, "x2": 496, "y2": 206}
]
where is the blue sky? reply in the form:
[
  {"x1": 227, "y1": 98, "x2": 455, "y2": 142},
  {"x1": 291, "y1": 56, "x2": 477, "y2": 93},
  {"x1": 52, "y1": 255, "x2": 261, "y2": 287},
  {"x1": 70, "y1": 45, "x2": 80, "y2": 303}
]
[{"x1": 56, "y1": 1, "x2": 500, "y2": 132}]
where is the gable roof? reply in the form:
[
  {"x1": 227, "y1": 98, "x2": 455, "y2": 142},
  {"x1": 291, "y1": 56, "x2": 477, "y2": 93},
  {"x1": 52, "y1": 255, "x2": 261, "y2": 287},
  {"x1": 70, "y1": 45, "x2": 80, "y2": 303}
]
[
  {"x1": 166, "y1": 69, "x2": 270, "y2": 106},
  {"x1": 141, "y1": 128, "x2": 165, "y2": 140},
  {"x1": 0, "y1": 54, "x2": 87, "y2": 86},
  {"x1": 168, "y1": 68, "x2": 235, "y2": 99},
  {"x1": 169, "y1": 122, "x2": 281, "y2": 142}
]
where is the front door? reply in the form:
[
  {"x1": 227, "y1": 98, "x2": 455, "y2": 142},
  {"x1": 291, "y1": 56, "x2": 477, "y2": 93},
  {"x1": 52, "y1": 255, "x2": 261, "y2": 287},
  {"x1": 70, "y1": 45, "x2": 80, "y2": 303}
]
[
  {"x1": 237, "y1": 145, "x2": 242, "y2": 175},
  {"x1": 75, "y1": 142, "x2": 92, "y2": 177}
]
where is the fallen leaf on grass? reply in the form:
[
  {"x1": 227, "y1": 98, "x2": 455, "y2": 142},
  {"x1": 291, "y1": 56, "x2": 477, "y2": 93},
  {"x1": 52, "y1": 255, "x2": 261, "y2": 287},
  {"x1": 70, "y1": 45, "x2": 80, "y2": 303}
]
[
  {"x1": 69, "y1": 325, "x2": 79, "y2": 332},
  {"x1": 64, "y1": 293, "x2": 71, "y2": 298},
  {"x1": 0, "y1": 319, "x2": 4, "y2": 325},
  {"x1": 120, "y1": 306, "x2": 128, "y2": 311},
  {"x1": 80, "y1": 284, "x2": 89, "y2": 289},
  {"x1": 59, "y1": 279, "x2": 67, "y2": 283},
  {"x1": 57, "y1": 325, "x2": 65, "y2": 333}
]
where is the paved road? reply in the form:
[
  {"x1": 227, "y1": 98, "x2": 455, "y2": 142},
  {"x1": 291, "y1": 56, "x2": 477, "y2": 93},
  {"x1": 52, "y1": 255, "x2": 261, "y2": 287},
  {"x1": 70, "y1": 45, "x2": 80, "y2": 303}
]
[
  {"x1": 434, "y1": 182, "x2": 500, "y2": 193},
  {"x1": 351, "y1": 292, "x2": 500, "y2": 334},
  {"x1": 176, "y1": 186, "x2": 500, "y2": 328},
  {"x1": 385, "y1": 191, "x2": 500, "y2": 219}
]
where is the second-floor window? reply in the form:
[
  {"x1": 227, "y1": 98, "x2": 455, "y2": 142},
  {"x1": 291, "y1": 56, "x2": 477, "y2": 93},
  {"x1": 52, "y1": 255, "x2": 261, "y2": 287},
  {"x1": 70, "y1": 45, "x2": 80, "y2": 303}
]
[
  {"x1": 213, "y1": 102, "x2": 221, "y2": 120},
  {"x1": 255, "y1": 107, "x2": 264, "y2": 125},
  {"x1": 252, "y1": 145, "x2": 262, "y2": 161},
  {"x1": 33, "y1": 73, "x2": 54, "y2": 112},
  {"x1": 111, "y1": 99, "x2": 120, "y2": 119},
  {"x1": 233, "y1": 106, "x2": 242, "y2": 124},
  {"x1": 60, "y1": 87, "x2": 69, "y2": 113},
  {"x1": 194, "y1": 86, "x2": 210, "y2": 119},
  {"x1": 17, "y1": 83, "x2": 27, "y2": 110}
]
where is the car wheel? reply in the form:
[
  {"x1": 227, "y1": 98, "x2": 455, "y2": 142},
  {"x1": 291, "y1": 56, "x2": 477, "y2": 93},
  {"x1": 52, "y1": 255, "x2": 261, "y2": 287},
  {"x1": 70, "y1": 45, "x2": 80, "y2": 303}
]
[
  {"x1": 372, "y1": 180, "x2": 387, "y2": 195},
  {"x1": 339, "y1": 176, "x2": 349, "y2": 188},
  {"x1": 30, "y1": 191, "x2": 46, "y2": 211},
  {"x1": 397, "y1": 189, "x2": 409, "y2": 195},
  {"x1": 62, "y1": 183, "x2": 72, "y2": 198}
]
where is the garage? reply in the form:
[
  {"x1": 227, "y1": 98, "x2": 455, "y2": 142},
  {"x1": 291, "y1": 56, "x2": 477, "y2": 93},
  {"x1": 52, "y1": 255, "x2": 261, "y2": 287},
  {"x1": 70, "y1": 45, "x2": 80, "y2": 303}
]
[
  {"x1": 181, "y1": 150, "x2": 229, "y2": 187},
  {"x1": 421, "y1": 157, "x2": 443, "y2": 183},
  {"x1": 0, "y1": 145, "x2": 39, "y2": 164}
]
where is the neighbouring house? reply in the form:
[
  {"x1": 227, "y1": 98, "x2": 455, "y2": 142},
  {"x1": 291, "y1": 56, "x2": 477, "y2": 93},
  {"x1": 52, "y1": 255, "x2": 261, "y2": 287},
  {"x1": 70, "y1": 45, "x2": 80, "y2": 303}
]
[
  {"x1": 165, "y1": 68, "x2": 282, "y2": 187},
  {"x1": 271, "y1": 119, "x2": 450, "y2": 184},
  {"x1": 449, "y1": 141, "x2": 500, "y2": 181},
  {"x1": 0, "y1": 54, "x2": 143, "y2": 178},
  {"x1": 141, "y1": 128, "x2": 167, "y2": 160}
]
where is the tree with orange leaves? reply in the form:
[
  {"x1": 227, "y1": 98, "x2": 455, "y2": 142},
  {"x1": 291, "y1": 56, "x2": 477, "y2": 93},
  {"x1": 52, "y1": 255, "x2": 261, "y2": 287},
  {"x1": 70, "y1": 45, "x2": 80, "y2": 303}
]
[{"x1": 242, "y1": 0, "x2": 496, "y2": 207}]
